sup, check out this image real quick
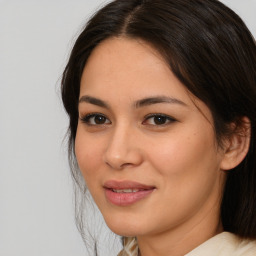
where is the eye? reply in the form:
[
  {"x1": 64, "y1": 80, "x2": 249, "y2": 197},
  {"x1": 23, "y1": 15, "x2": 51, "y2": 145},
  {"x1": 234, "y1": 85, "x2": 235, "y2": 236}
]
[
  {"x1": 143, "y1": 114, "x2": 176, "y2": 126},
  {"x1": 80, "y1": 113, "x2": 111, "y2": 125}
]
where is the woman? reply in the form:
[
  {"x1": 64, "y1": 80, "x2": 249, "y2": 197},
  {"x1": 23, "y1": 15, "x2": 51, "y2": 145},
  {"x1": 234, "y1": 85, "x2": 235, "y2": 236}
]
[{"x1": 61, "y1": 0, "x2": 256, "y2": 255}]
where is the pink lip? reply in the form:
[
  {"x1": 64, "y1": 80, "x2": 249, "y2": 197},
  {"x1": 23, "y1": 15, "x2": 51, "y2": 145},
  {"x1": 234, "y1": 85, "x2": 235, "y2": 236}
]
[{"x1": 103, "y1": 180, "x2": 156, "y2": 206}]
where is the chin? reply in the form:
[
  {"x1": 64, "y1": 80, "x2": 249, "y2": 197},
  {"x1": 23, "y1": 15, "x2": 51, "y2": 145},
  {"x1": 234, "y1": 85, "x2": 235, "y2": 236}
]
[{"x1": 103, "y1": 214, "x2": 145, "y2": 237}]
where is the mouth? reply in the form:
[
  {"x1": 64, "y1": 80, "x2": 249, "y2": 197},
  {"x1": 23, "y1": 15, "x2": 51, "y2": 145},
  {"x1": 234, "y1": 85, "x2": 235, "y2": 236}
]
[
  {"x1": 111, "y1": 188, "x2": 142, "y2": 193},
  {"x1": 103, "y1": 180, "x2": 156, "y2": 206}
]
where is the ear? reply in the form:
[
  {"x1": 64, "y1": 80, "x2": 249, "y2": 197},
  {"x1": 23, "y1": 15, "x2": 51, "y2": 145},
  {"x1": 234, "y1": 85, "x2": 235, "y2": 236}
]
[{"x1": 220, "y1": 117, "x2": 251, "y2": 171}]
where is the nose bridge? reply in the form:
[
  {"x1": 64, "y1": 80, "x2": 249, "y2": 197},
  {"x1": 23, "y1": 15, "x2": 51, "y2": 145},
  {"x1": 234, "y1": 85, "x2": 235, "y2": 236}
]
[{"x1": 103, "y1": 121, "x2": 142, "y2": 169}]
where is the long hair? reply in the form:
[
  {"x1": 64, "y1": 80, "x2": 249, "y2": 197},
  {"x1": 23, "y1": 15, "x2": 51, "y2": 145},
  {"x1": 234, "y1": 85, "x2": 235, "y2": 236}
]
[{"x1": 61, "y1": 0, "x2": 256, "y2": 254}]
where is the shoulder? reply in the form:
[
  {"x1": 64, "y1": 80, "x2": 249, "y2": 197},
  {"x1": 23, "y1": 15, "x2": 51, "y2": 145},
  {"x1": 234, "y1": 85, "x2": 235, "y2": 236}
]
[
  {"x1": 186, "y1": 232, "x2": 256, "y2": 256},
  {"x1": 233, "y1": 236, "x2": 256, "y2": 256}
]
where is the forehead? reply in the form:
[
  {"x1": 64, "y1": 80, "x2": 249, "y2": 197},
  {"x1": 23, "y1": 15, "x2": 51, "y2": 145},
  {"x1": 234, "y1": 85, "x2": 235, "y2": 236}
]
[
  {"x1": 79, "y1": 37, "x2": 212, "y2": 120},
  {"x1": 81, "y1": 37, "x2": 187, "y2": 99},
  {"x1": 83, "y1": 37, "x2": 169, "y2": 81}
]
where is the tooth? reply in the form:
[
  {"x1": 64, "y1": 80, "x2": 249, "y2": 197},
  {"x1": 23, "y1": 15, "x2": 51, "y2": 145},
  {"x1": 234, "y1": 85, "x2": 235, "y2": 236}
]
[{"x1": 112, "y1": 189, "x2": 140, "y2": 193}]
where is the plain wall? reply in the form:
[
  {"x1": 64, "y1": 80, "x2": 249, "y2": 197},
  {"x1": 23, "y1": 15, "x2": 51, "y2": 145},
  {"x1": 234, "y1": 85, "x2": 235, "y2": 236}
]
[{"x1": 0, "y1": 1, "x2": 255, "y2": 255}]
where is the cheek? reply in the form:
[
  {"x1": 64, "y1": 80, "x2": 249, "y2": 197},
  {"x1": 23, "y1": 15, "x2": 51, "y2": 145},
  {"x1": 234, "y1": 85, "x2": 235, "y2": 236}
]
[
  {"x1": 75, "y1": 127, "x2": 104, "y2": 181},
  {"x1": 148, "y1": 125, "x2": 218, "y2": 174},
  {"x1": 146, "y1": 127, "x2": 221, "y2": 201},
  {"x1": 74, "y1": 129, "x2": 108, "y2": 210},
  {"x1": 142, "y1": 131, "x2": 223, "y2": 227}
]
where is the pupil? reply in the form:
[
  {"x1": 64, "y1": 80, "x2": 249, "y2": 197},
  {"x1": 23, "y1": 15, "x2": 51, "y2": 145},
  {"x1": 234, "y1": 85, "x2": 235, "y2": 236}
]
[
  {"x1": 154, "y1": 116, "x2": 166, "y2": 125},
  {"x1": 95, "y1": 115, "x2": 106, "y2": 124}
]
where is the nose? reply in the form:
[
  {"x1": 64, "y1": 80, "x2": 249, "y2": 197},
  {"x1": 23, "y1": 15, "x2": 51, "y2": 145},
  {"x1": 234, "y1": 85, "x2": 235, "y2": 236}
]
[{"x1": 103, "y1": 124, "x2": 143, "y2": 170}]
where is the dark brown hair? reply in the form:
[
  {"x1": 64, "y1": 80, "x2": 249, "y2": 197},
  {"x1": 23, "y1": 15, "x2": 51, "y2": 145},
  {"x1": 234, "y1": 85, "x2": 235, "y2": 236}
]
[{"x1": 62, "y1": 0, "x2": 256, "y2": 239}]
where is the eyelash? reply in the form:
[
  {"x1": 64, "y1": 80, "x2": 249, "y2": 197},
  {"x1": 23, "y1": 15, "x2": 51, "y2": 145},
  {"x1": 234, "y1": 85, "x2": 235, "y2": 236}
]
[
  {"x1": 80, "y1": 113, "x2": 111, "y2": 126},
  {"x1": 143, "y1": 113, "x2": 176, "y2": 126},
  {"x1": 79, "y1": 113, "x2": 176, "y2": 126}
]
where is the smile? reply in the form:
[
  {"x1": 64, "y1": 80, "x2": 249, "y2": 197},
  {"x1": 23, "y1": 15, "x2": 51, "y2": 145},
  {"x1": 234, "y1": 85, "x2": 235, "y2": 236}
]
[
  {"x1": 112, "y1": 189, "x2": 140, "y2": 193},
  {"x1": 103, "y1": 180, "x2": 155, "y2": 206}
]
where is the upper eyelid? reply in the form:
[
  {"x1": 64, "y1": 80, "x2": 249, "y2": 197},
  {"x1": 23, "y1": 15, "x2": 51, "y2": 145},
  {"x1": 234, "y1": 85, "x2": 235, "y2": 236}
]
[
  {"x1": 79, "y1": 112, "x2": 177, "y2": 125},
  {"x1": 79, "y1": 112, "x2": 175, "y2": 118},
  {"x1": 144, "y1": 113, "x2": 176, "y2": 120},
  {"x1": 79, "y1": 113, "x2": 111, "y2": 123},
  {"x1": 79, "y1": 112, "x2": 107, "y2": 118},
  {"x1": 142, "y1": 114, "x2": 177, "y2": 126}
]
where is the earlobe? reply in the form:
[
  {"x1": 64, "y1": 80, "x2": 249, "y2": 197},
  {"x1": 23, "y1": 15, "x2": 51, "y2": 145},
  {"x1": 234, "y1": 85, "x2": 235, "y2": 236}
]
[{"x1": 220, "y1": 117, "x2": 251, "y2": 171}]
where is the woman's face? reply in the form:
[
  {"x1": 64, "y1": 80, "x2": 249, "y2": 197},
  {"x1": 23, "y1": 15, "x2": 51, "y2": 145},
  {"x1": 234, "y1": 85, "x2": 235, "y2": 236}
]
[{"x1": 75, "y1": 37, "x2": 226, "y2": 238}]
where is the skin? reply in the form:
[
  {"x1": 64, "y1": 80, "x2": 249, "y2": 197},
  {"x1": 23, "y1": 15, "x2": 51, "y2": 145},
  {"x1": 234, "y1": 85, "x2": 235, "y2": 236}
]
[{"x1": 75, "y1": 37, "x2": 233, "y2": 256}]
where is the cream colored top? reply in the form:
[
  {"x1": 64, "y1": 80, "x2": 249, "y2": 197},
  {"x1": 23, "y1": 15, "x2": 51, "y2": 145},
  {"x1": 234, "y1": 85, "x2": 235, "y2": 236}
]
[{"x1": 185, "y1": 232, "x2": 256, "y2": 256}]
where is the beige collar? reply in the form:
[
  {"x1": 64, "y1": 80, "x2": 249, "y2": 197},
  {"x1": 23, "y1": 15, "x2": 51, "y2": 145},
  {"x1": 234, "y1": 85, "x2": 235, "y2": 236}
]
[{"x1": 185, "y1": 232, "x2": 256, "y2": 256}]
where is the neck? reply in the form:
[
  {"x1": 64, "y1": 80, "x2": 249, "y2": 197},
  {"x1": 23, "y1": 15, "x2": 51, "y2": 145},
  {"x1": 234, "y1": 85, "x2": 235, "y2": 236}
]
[{"x1": 137, "y1": 204, "x2": 223, "y2": 256}]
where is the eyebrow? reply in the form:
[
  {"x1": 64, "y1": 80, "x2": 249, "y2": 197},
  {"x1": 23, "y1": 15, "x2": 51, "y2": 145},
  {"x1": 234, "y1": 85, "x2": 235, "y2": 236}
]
[
  {"x1": 134, "y1": 96, "x2": 187, "y2": 108},
  {"x1": 79, "y1": 95, "x2": 110, "y2": 108},
  {"x1": 78, "y1": 95, "x2": 187, "y2": 109}
]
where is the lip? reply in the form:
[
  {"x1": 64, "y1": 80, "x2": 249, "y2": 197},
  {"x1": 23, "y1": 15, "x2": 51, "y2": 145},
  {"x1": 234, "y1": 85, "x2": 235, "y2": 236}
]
[{"x1": 103, "y1": 180, "x2": 156, "y2": 206}]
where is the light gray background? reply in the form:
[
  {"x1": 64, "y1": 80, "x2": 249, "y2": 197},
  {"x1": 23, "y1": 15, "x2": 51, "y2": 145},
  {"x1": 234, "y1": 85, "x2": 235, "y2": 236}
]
[{"x1": 0, "y1": 1, "x2": 255, "y2": 255}]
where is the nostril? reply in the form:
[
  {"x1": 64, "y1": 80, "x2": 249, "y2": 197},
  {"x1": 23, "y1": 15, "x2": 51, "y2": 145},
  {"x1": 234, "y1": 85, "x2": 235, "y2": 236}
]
[
  {"x1": 103, "y1": 150, "x2": 143, "y2": 170},
  {"x1": 103, "y1": 131, "x2": 143, "y2": 169},
  {"x1": 120, "y1": 162, "x2": 134, "y2": 168},
  {"x1": 104, "y1": 157, "x2": 132, "y2": 170}
]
